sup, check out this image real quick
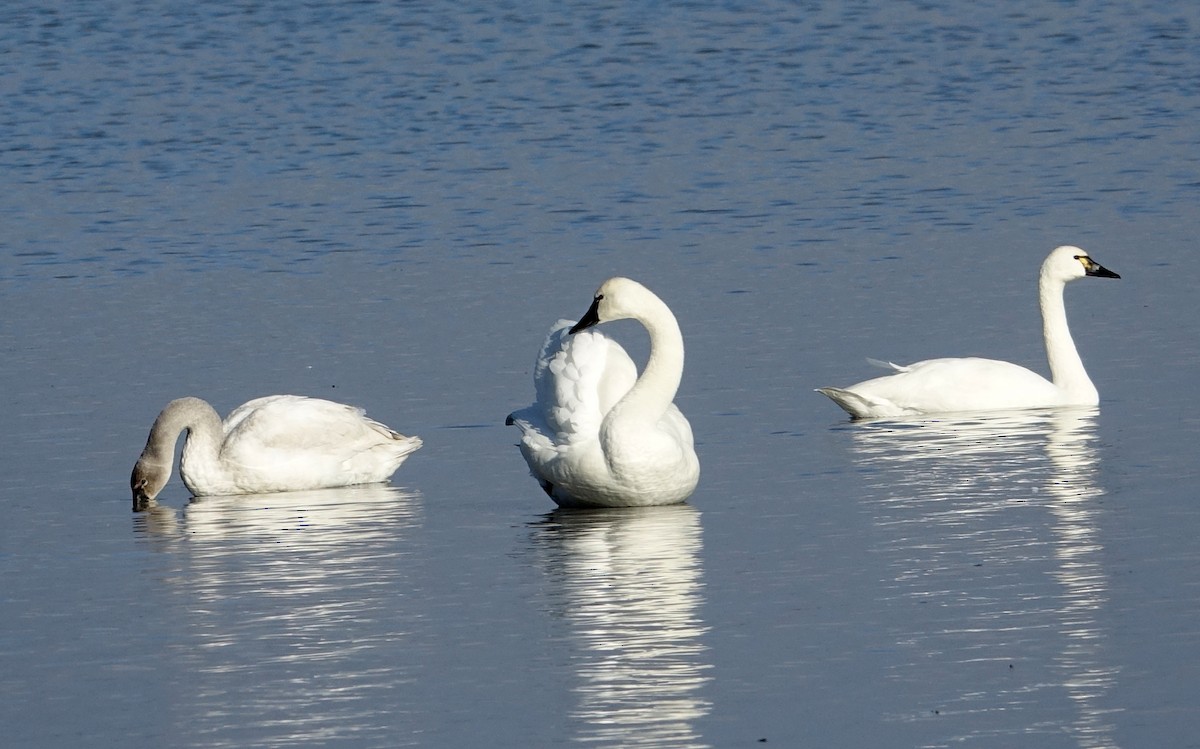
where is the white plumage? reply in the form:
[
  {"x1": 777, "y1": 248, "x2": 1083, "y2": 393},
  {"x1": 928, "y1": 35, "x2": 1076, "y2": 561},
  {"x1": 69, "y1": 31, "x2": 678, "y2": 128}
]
[
  {"x1": 818, "y1": 245, "x2": 1120, "y2": 419},
  {"x1": 507, "y1": 277, "x2": 700, "y2": 508},
  {"x1": 131, "y1": 395, "x2": 421, "y2": 508}
]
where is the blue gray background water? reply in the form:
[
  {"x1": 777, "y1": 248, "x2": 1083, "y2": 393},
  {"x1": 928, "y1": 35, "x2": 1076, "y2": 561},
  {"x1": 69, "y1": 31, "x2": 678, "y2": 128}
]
[{"x1": 3, "y1": 2, "x2": 1199, "y2": 747}]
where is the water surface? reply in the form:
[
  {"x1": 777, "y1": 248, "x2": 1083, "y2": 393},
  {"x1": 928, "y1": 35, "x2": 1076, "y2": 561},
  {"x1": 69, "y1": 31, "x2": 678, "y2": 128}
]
[{"x1": 2, "y1": 2, "x2": 1199, "y2": 748}]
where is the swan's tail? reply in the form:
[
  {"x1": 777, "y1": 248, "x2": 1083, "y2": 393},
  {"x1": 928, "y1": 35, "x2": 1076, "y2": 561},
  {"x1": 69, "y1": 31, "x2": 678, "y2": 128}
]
[
  {"x1": 816, "y1": 387, "x2": 877, "y2": 420},
  {"x1": 378, "y1": 432, "x2": 422, "y2": 467},
  {"x1": 365, "y1": 416, "x2": 423, "y2": 454},
  {"x1": 392, "y1": 434, "x2": 423, "y2": 455},
  {"x1": 380, "y1": 434, "x2": 422, "y2": 476}
]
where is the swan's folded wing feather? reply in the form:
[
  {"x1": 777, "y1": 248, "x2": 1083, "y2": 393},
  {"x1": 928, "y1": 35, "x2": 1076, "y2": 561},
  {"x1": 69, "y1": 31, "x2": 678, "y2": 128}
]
[
  {"x1": 530, "y1": 321, "x2": 636, "y2": 442},
  {"x1": 221, "y1": 395, "x2": 296, "y2": 434},
  {"x1": 224, "y1": 396, "x2": 412, "y2": 455},
  {"x1": 866, "y1": 357, "x2": 908, "y2": 372}
]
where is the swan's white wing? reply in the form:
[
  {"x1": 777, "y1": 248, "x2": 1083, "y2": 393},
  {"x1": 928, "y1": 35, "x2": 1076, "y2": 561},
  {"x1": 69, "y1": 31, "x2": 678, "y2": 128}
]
[
  {"x1": 826, "y1": 357, "x2": 1063, "y2": 417},
  {"x1": 221, "y1": 396, "x2": 419, "y2": 487},
  {"x1": 224, "y1": 396, "x2": 375, "y2": 449},
  {"x1": 221, "y1": 395, "x2": 291, "y2": 434},
  {"x1": 507, "y1": 321, "x2": 640, "y2": 500},
  {"x1": 528, "y1": 320, "x2": 637, "y2": 443}
]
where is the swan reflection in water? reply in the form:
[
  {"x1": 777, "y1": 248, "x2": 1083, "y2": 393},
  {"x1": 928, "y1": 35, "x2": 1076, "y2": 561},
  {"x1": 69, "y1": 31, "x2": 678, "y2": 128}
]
[
  {"x1": 529, "y1": 504, "x2": 711, "y2": 749},
  {"x1": 848, "y1": 408, "x2": 1119, "y2": 748},
  {"x1": 132, "y1": 485, "x2": 422, "y2": 747}
]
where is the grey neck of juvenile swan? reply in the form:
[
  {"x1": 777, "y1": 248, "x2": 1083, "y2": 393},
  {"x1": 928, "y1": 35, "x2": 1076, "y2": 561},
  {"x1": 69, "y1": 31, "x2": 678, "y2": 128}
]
[
  {"x1": 609, "y1": 294, "x2": 685, "y2": 424},
  {"x1": 1040, "y1": 271, "x2": 1097, "y2": 402},
  {"x1": 139, "y1": 397, "x2": 225, "y2": 470}
]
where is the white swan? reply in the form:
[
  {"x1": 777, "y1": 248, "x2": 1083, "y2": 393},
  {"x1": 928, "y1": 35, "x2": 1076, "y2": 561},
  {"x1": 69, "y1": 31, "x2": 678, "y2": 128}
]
[
  {"x1": 506, "y1": 277, "x2": 700, "y2": 508},
  {"x1": 131, "y1": 395, "x2": 422, "y2": 508},
  {"x1": 818, "y1": 245, "x2": 1120, "y2": 419}
]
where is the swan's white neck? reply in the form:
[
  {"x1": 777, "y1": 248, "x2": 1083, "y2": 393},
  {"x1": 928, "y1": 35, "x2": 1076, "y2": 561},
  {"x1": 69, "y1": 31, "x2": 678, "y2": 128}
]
[
  {"x1": 140, "y1": 397, "x2": 226, "y2": 487},
  {"x1": 1040, "y1": 272, "x2": 1097, "y2": 403},
  {"x1": 607, "y1": 295, "x2": 684, "y2": 425}
]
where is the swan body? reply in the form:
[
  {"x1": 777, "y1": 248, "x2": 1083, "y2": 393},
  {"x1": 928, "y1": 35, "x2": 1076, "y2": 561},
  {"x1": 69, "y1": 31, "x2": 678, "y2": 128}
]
[
  {"x1": 507, "y1": 277, "x2": 700, "y2": 508},
  {"x1": 818, "y1": 245, "x2": 1120, "y2": 419},
  {"x1": 131, "y1": 395, "x2": 422, "y2": 508}
]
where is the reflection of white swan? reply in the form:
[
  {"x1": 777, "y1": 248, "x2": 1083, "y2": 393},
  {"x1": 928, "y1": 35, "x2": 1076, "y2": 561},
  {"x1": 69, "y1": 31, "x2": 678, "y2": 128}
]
[
  {"x1": 845, "y1": 409, "x2": 1118, "y2": 747},
  {"x1": 1043, "y1": 412, "x2": 1121, "y2": 747},
  {"x1": 131, "y1": 395, "x2": 422, "y2": 509},
  {"x1": 850, "y1": 410, "x2": 1068, "y2": 514},
  {"x1": 131, "y1": 485, "x2": 423, "y2": 746},
  {"x1": 819, "y1": 246, "x2": 1120, "y2": 419},
  {"x1": 507, "y1": 277, "x2": 700, "y2": 507},
  {"x1": 529, "y1": 505, "x2": 710, "y2": 748}
]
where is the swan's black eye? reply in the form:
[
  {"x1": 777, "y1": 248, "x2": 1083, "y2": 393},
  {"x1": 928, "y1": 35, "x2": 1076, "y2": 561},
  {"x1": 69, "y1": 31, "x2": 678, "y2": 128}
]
[{"x1": 595, "y1": 294, "x2": 604, "y2": 301}]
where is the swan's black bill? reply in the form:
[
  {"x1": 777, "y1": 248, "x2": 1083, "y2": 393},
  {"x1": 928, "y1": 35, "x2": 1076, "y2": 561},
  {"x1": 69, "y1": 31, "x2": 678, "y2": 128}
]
[
  {"x1": 569, "y1": 297, "x2": 602, "y2": 334},
  {"x1": 1080, "y1": 256, "x2": 1120, "y2": 279}
]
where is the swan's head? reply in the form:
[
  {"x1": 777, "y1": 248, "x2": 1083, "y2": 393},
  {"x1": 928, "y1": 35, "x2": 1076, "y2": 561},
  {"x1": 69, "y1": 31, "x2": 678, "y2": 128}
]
[
  {"x1": 131, "y1": 458, "x2": 170, "y2": 511},
  {"x1": 569, "y1": 277, "x2": 654, "y2": 334},
  {"x1": 1044, "y1": 245, "x2": 1121, "y2": 283}
]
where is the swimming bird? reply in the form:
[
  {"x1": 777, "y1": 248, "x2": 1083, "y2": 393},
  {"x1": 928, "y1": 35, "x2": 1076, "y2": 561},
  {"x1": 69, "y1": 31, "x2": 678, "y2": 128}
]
[
  {"x1": 817, "y1": 245, "x2": 1120, "y2": 419},
  {"x1": 131, "y1": 395, "x2": 422, "y2": 509},
  {"x1": 506, "y1": 277, "x2": 700, "y2": 508}
]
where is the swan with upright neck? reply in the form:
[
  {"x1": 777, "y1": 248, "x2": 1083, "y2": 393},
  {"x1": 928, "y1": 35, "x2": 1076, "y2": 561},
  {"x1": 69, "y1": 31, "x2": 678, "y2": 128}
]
[
  {"x1": 817, "y1": 246, "x2": 1120, "y2": 419},
  {"x1": 131, "y1": 395, "x2": 422, "y2": 510},
  {"x1": 506, "y1": 277, "x2": 700, "y2": 507}
]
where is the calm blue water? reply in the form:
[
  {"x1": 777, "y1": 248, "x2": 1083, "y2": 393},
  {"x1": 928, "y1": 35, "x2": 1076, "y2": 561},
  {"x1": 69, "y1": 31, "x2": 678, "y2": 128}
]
[{"x1": 3, "y1": 2, "x2": 1199, "y2": 747}]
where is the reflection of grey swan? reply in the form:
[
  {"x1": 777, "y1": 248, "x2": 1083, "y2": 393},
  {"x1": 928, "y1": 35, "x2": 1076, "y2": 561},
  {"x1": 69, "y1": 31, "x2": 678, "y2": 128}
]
[
  {"x1": 819, "y1": 246, "x2": 1120, "y2": 419},
  {"x1": 176, "y1": 484, "x2": 421, "y2": 544},
  {"x1": 130, "y1": 484, "x2": 422, "y2": 746},
  {"x1": 134, "y1": 484, "x2": 422, "y2": 545},
  {"x1": 131, "y1": 395, "x2": 421, "y2": 509},
  {"x1": 531, "y1": 505, "x2": 710, "y2": 748},
  {"x1": 507, "y1": 278, "x2": 699, "y2": 507}
]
